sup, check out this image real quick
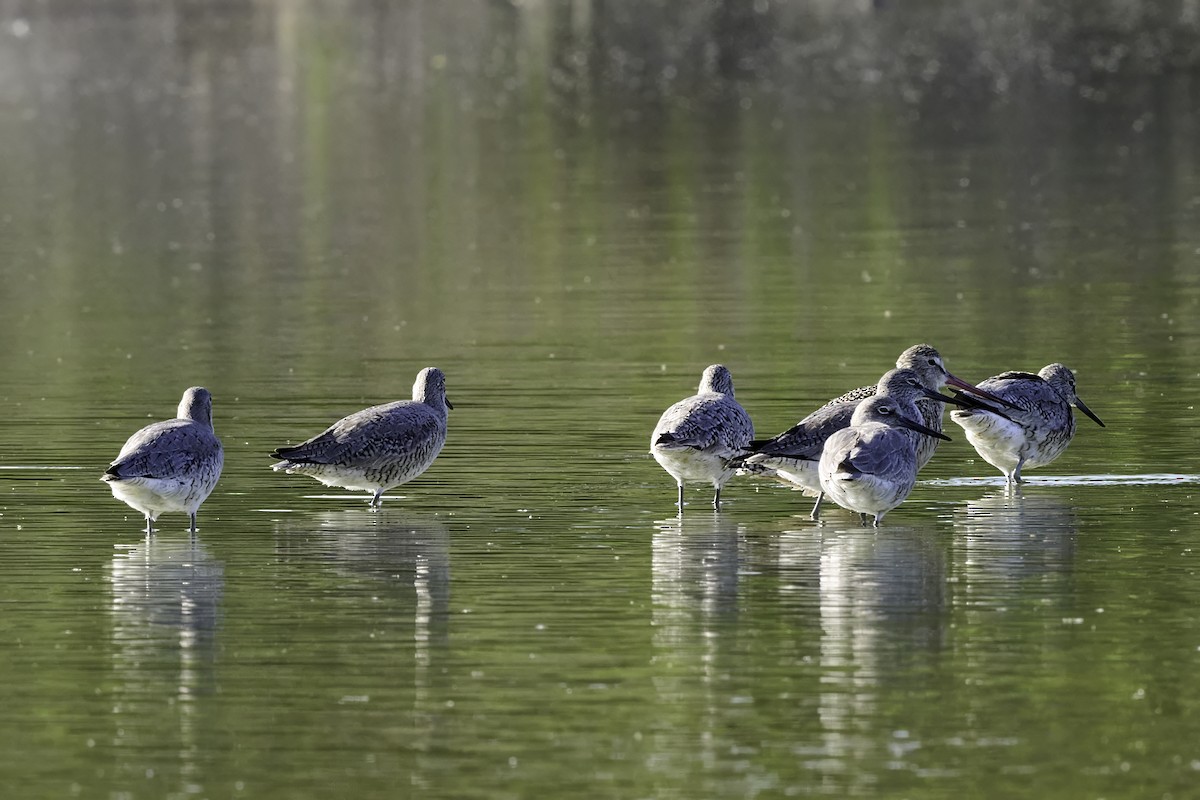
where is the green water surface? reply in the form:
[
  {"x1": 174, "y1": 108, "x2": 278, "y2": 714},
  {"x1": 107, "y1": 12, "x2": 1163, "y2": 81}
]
[{"x1": 1, "y1": 4, "x2": 1199, "y2": 799}]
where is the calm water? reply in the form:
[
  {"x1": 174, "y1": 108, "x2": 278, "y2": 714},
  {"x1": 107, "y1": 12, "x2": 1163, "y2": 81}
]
[{"x1": 2, "y1": 3, "x2": 1200, "y2": 798}]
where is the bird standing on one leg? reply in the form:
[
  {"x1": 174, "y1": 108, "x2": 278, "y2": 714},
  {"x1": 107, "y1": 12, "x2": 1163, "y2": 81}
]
[
  {"x1": 949, "y1": 363, "x2": 1104, "y2": 485},
  {"x1": 651, "y1": 364, "x2": 754, "y2": 511},
  {"x1": 270, "y1": 367, "x2": 452, "y2": 509},
  {"x1": 102, "y1": 386, "x2": 224, "y2": 535}
]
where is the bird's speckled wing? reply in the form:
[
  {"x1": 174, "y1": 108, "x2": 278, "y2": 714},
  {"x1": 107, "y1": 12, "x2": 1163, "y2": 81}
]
[
  {"x1": 653, "y1": 394, "x2": 753, "y2": 452},
  {"x1": 977, "y1": 373, "x2": 1059, "y2": 416},
  {"x1": 107, "y1": 420, "x2": 222, "y2": 480},
  {"x1": 818, "y1": 383, "x2": 877, "y2": 410},
  {"x1": 752, "y1": 399, "x2": 857, "y2": 459},
  {"x1": 272, "y1": 401, "x2": 442, "y2": 468}
]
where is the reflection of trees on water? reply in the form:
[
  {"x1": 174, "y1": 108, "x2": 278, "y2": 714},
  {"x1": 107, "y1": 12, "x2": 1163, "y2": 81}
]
[
  {"x1": 108, "y1": 536, "x2": 224, "y2": 794},
  {"x1": 540, "y1": 1, "x2": 1200, "y2": 93},
  {"x1": 2, "y1": 0, "x2": 1196, "y2": 403}
]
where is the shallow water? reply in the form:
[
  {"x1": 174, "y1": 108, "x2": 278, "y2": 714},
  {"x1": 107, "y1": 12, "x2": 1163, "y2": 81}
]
[{"x1": 2, "y1": 3, "x2": 1200, "y2": 798}]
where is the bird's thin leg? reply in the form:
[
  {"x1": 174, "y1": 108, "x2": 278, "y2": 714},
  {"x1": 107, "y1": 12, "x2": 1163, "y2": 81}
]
[
  {"x1": 189, "y1": 512, "x2": 198, "y2": 533},
  {"x1": 712, "y1": 486, "x2": 722, "y2": 510},
  {"x1": 859, "y1": 513, "x2": 869, "y2": 527},
  {"x1": 144, "y1": 515, "x2": 154, "y2": 536},
  {"x1": 370, "y1": 489, "x2": 383, "y2": 510},
  {"x1": 676, "y1": 482, "x2": 684, "y2": 510},
  {"x1": 809, "y1": 492, "x2": 825, "y2": 521},
  {"x1": 1012, "y1": 458, "x2": 1025, "y2": 484},
  {"x1": 872, "y1": 516, "x2": 881, "y2": 528}
]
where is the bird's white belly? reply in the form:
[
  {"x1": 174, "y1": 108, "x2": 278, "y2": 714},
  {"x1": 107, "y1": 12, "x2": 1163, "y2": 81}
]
[
  {"x1": 743, "y1": 454, "x2": 821, "y2": 495},
  {"x1": 652, "y1": 447, "x2": 731, "y2": 486},
  {"x1": 279, "y1": 457, "x2": 442, "y2": 494},
  {"x1": 282, "y1": 464, "x2": 386, "y2": 493},
  {"x1": 108, "y1": 477, "x2": 202, "y2": 518},
  {"x1": 821, "y1": 471, "x2": 913, "y2": 517},
  {"x1": 953, "y1": 412, "x2": 1027, "y2": 472}
]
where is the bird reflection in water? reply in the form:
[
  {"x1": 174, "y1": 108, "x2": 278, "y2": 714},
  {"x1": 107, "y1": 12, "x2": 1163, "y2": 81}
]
[
  {"x1": 108, "y1": 536, "x2": 224, "y2": 792},
  {"x1": 777, "y1": 522, "x2": 949, "y2": 785},
  {"x1": 275, "y1": 511, "x2": 451, "y2": 626},
  {"x1": 649, "y1": 512, "x2": 746, "y2": 780},
  {"x1": 274, "y1": 511, "x2": 452, "y2": 768},
  {"x1": 952, "y1": 489, "x2": 1078, "y2": 598}
]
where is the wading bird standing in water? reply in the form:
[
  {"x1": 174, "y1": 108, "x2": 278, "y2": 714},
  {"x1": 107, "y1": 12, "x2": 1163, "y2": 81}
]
[
  {"x1": 739, "y1": 344, "x2": 1013, "y2": 518},
  {"x1": 818, "y1": 393, "x2": 952, "y2": 527},
  {"x1": 103, "y1": 386, "x2": 224, "y2": 535},
  {"x1": 271, "y1": 367, "x2": 452, "y2": 509},
  {"x1": 950, "y1": 363, "x2": 1104, "y2": 485},
  {"x1": 651, "y1": 364, "x2": 754, "y2": 511}
]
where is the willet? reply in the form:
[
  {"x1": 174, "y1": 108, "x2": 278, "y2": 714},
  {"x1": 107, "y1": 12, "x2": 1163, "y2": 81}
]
[
  {"x1": 818, "y1": 394, "x2": 952, "y2": 527},
  {"x1": 271, "y1": 367, "x2": 452, "y2": 509},
  {"x1": 651, "y1": 364, "x2": 754, "y2": 510},
  {"x1": 739, "y1": 344, "x2": 1007, "y2": 517},
  {"x1": 949, "y1": 363, "x2": 1105, "y2": 485},
  {"x1": 102, "y1": 386, "x2": 224, "y2": 534}
]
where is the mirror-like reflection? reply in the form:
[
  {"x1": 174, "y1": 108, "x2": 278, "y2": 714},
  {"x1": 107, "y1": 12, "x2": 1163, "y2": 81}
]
[
  {"x1": 649, "y1": 513, "x2": 745, "y2": 783},
  {"x1": 953, "y1": 489, "x2": 1078, "y2": 599},
  {"x1": 809, "y1": 525, "x2": 949, "y2": 787},
  {"x1": 108, "y1": 536, "x2": 224, "y2": 794},
  {"x1": 3, "y1": 1, "x2": 1200, "y2": 797},
  {"x1": 274, "y1": 511, "x2": 451, "y2": 774}
]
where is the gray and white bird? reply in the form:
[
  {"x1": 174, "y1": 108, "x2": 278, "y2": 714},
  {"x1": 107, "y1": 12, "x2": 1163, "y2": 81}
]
[
  {"x1": 818, "y1": 394, "x2": 952, "y2": 527},
  {"x1": 739, "y1": 344, "x2": 1010, "y2": 517},
  {"x1": 651, "y1": 364, "x2": 754, "y2": 510},
  {"x1": 271, "y1": 367, "x2": 452, "y2": 509},
  {"x1": 102, "y1": 386, "x2": 224, "y2": 534},
  {"x1": 949, "y1": 363, "x2": 1104, "y2": 485}
]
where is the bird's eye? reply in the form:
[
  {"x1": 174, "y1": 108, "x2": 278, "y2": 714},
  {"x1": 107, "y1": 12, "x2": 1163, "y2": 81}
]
[{"x1": 879, "y1": 405, "x2": 893, "y2": 414}]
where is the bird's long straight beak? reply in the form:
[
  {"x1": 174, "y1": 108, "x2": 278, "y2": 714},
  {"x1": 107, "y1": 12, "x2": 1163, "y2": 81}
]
[
  {"x1": 944, "y1": 372, "x2": 1021, "y2": 410},
  {"x1": 922, "y1": 386, "x2": 978, "y2": 409},
  {"x1": 1074, "y1": 397, "x2": 1104, "y2": 427},
  {"x1": 895, "y1": 415, "x2": 953, "y2": 442}
]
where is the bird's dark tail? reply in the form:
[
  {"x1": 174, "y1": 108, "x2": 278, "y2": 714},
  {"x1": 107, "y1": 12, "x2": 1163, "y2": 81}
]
[{"x1": 950, "y1": 391, "x2": 1015, "y2": 422}]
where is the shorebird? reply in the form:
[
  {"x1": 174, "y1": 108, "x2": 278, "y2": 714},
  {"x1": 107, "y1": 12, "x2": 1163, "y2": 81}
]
[
  {"x1": 651, "y1": 364, "x2": 754, "y2": 510},
  {"x1": 102, "y1": 386, "x2": 224, "y2": 534},
  {"x1": 949, "y1": 363, "x2": 1104, "y2": 485},
  {"x1": 739, "y1": 344, "x2": 1010, "y2": 517},
  {"x1": 271, "y1": 367, "x2": 452, "y2": 509},
  {"x1": 818, "y1": 394, "x2": 952, "y2": 526}
]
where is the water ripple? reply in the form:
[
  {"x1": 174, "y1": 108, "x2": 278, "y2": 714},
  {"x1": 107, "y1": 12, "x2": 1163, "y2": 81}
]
[{"x1": 922, "y1": 473, "x2": 1200, "y2": 487}]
